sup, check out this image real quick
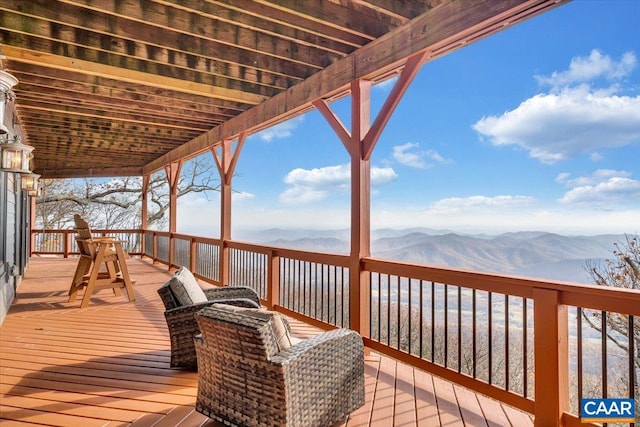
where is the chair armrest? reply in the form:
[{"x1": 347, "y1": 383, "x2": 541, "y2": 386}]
[
  {"x1": 271, "y1": 328, "x2": 363, "y2": 367},
  {"x1": 88, "y1": 236, "x2": 117, "y2": 243},
  {"x1": 203, "y1": 286, "x2": 261, "y2": 306},
  {"x1": 165, "y1": 298, "x2": 258, "y2": 325}
]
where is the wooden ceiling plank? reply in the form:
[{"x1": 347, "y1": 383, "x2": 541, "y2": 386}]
[
  {"x1": 347, "y1": 0, "x2": 439, "y2": 21},
  {"x1": 247, "y1": 0, "x2": 396, "y2": 40},
  {"x1": 40, "y1": 167, "x2": 144, "y2": 178},
  {"x1": 154, "y1": 0, "x2": 357, "y2": 56},
  {"x1": 0, "y1": 22, "x2": 287, "y2": 96},
  {"x1": 50, "y1": 0, "x2": 331, "y2": 72},
  {"x1": 1, "y1": 45, "x2": 268, "y2": 104},
  {"x1": 143, "y1": 0, "x2": 568, "y2": 173},
  {"x1": 15, "y1": 92, "x2": 225, "y2": 127},
  {"x1": 17, "y1": 104, "x2": 209, "y2": 132},
  {"x1": 9, "y1": 66, "x2": 252, "y2": 114},
  {"x1": 22, "y1": 122, "x2": 201, "y2": 142},
  {"x1": 28, "y1": 135, "x2": 195, "y2": 150},
  {"x1": 19, "y1": 110, "x2": 203, "y2": 135},
  {"x1": 201, "y1": 0, "x2": 371, "y2": 49}
]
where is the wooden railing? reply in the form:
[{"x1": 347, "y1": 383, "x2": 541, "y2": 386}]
[
  {"x1": 31, "y1": 228, "x2": 144, "y2": 257},
  {"x1": 32, "y1": 228, "x2": 640, "y2": 426}
]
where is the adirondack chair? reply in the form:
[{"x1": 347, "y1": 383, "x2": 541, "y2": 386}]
[{"x1": 68, "y1": 214, "x2": 135, "y2": 307}]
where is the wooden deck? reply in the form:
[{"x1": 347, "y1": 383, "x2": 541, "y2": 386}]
[{"x1": 0, "y1": 257, "x2": 533, "y2": 427}]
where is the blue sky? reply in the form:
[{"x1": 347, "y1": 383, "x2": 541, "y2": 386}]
[{"x1": 178, "y1": 0, "x2": 640, "y2": 237}]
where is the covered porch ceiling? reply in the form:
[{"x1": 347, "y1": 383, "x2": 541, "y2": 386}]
[{"x1": 0, "y1": 0, "x2": 567, "y2": 179}]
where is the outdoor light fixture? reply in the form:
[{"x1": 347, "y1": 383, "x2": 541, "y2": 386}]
[
  {"x1": 0, "y1": 68, "x2": 36, "y2": 174},
  {"x1": 20, "y1": 172, "x2": 40, "y2": 192},
  {"x1": 1, "y1": 135, "x2": 34, "y2": 173},
  {"x1": 0, "y1": 69, "x2": 18, "y2": 135},
  {"x1": 27, "y1": 187, "x2": 42, "y2": 198}
]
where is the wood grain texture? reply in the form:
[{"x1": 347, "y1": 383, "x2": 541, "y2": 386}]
[{"x1": 0, "y1": 257, "x2": 533, "y2": 426}]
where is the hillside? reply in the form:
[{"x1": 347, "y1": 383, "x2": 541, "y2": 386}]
[{"x1": 248, "y1": 229, "x2": 626, "y2": 284}]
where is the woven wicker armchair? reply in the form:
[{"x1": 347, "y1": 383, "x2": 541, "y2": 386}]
[
  {"x1": 194, "y1": 305, "x2": 365, "y2": 427},
  {"x1": 158, "y1": 269, "x2": 261, "y2": 368}
]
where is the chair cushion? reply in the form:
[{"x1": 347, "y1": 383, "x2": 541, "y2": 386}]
[
  {"x1": 168, "y1": 266, "x2": 207, "y2": 306},
  {"x1": 213, "y1": 304, "x2": 293, "y2": 353}
]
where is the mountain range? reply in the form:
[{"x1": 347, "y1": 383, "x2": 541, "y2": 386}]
[{"x1": 234, "y1": 228, "x2": 629, "y2": 284}]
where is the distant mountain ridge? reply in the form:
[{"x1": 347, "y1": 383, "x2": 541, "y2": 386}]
[{"x1": 236, "y1": 228, "x2": 626, "y2": 284}]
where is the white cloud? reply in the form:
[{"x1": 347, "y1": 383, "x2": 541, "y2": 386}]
[
  {"x1": 535, "y1": 50, "x2": 637, "y2": 89},
  {"x1": 279, "y1": 163, "x2": 397, "y2": 204},
  {"x1": 374, "y1": 75, "x2": 398, "y2": 92},
  {"x1": 474, "y1": 50, "x2": 640, "y2": 164},
  {"x1": 426, "y1": 195, "x2": 535, "y2": 214},
  {"x1": 392, "y1": 142, "x2": 448, "y2": 169},
  {"x1": 254, "y1": 116, "x2": 304, "y2": 142},
  {"x1": 473, "y1": 86, "x2": 640, "y2": 163},
  {"x1": 556, "y1": 169, "x2": 631, "y2": 187},
  {"x1": 233, "y1": 191, "x2": 255, "y2": 201},
  {"x1": 556, "y1": 170, "x2": 640, "y2": 205}
]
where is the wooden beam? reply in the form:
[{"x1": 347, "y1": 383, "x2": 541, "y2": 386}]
[
  {"x1": 16, "y1": 102, "x2": 210, "y2": 131},
  {"x1": 9, "y1": 66, "x2": 251, "y2": 114},
  {"x1": 353, "y1": 0, "x2": 436, "y2": 21},
  {"x1": 1, "y1": 46, "x2": 267, "y2": 105},
  {"x1": 362, "y1": 51, "x2": 427, "y2": 159},
  {"x1": 0, "y1": 1, "x2": 308, "y2": 87},
  {"x1": 14, "y1": 86, "x2": 232, "y2": 125},
  {"x1": 153, "y1": 0, "x2": 356, "y2": 56},
  {"x1": 58, "y1": 0, "x2": 337, "y2": 69},
  {"x1": 204, "y1": 0, "x2": 376, "y2": 46},
  {"x1": 143, "y1": 0, "x2": 568, "y2": 173},
  {"x1": 251, "y1": 0, "x2": 399, "y2": 39},
  {"x1": 35, "y1": 166, "x2": 144, "y2": 178},
  {"x1": 312, "y1": 99, "x2": 352, "y2": 155}
]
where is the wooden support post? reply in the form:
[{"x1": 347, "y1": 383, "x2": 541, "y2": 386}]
[
  {"x1": 64, "y1": 230, "x2": 71, "y2": 258},
  {"x1": 533, "y1": 287, "x2": 569, "y2": 427},
  {"x1": 267, "y1": 251, "x2": 280, "y2": 309},
  {"x1": 349, "y1": 79, "x2": 372, "y2": 336},
  {"x1": 165, "y1": 162, "x2": 182, "y2": 269},
  {"x1": 313, "y1": 62, "x2": 425, "y2": 335},
  {"x1": 189, "y1": 237, "x2": 197, "y2": 274},
  {"x1": 152, "y1": 232, "x2": 158, "y2": 263},
  {"x1": 29, "y1": 195, "x2": 35, "y2": 257},
  {"x1": 141, "y1": 174, "x2": 149, "y2": 256},
  {"x1": 212, "y1": 134, "x2": 246, "y2": 286}
]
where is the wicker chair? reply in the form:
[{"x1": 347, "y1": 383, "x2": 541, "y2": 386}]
[
  {"x1": 158, "y1": 268, "x2": 261, "y2": 368},
  {"x1": 194, "y1": 305, "x2": 365, "y2": 427}
]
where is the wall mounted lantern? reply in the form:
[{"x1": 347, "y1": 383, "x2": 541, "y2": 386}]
[
  {"x1": 0, "y1": 69, "x2": 18, "y2": 135},
  {"x1": 0, "y1": 68, "x2": 36, "y2": 173},
  {"x1": 1, "y1": 135, "x2": 34, "y2": 173},
  {"x1": 20, "y1": 172, "x2": 40, "y2": 192},
  {"x1": 27, "y1": 187, "x2": 43, "y2": 197}
]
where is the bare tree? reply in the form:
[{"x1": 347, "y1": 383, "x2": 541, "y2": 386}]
[
  {"x1": 582, "y1": 233, "x2": 639, "y2": 421},
  {"x1": 584, "y1": 234, "x2": 639, "y2": 365},
  {"x1": 35, "y1": 156, "x2": 220, "y2": 230}
]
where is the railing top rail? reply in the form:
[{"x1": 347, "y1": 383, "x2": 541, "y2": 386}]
[
  {"x1": 229, "y1": 240, "x2": 349, "y2": 267},
  {"x1": 363, "y1": 257, "x2": 640, "y2": 315}
]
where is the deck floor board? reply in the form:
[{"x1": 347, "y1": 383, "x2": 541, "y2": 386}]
[{"x1": 0, "y1": 257, "x2": 533, "y2": 426}]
